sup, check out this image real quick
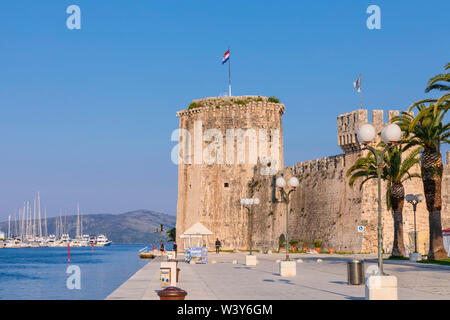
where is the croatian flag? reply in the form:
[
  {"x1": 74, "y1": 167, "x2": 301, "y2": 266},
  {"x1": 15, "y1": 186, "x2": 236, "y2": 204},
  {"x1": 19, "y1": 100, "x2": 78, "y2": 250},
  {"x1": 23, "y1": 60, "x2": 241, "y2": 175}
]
[
  {"x1": 222, "y1": 49, "x2": 230, "y2": 64},
  {"x1": 353, "y1": 74, "x2": 361, "y2": 93}
]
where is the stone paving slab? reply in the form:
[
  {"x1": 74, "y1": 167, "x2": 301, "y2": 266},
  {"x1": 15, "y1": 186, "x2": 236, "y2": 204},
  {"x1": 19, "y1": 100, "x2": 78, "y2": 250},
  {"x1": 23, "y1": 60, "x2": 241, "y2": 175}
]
[{"x1": 106, "y1": 252, "x2": 450, "y2": 300}]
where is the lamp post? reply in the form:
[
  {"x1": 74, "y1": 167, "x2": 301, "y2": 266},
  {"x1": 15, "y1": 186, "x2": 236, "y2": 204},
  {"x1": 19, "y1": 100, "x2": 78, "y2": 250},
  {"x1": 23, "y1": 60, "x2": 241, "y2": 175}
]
[
  {"x1": 276, "y1": 176, "x2": 299, "y2": 261},
  {"x1": 405, "y1": 193, "x2": 424, "y2": 258},
  {"x1": 356, "y1": 123, "x2": 402, "y2": 276},
  {"x1": 240, "y1": 198, "x2": 260, "y2": 255}
]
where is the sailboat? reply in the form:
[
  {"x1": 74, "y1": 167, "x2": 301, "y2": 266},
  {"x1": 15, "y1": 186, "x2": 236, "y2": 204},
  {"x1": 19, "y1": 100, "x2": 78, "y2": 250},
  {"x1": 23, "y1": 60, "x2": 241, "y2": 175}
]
[{"x1": 70, "y1": 203, "x2": 89, "y2": 247}]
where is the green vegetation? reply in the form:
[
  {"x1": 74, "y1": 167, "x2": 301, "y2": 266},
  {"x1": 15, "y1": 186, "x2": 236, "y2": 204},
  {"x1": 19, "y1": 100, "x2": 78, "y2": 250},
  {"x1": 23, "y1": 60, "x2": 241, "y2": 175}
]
[
  {"x1": 388, "y1": 255, "x2": 410, "y2": 260},
  {"x1": 299, "y1": 239, "x2": 309, "y2": 248},
  {"x1": 187, "y1": 102, "x2": 203, "y2": 110},
  {"x1": 392, "y1": 62, "x2": 449, "y2": 261},
  {"x1": 289, "y1": 240, "x2": 299, "y2": 247},
  {"x1": 186, "y1": 96, "x2": 281, "y2": 111},
  {"x1": 313, "y1": 239, "x2": 322, "y2": 248},
  {"x1": 166, "y1": 227, "x2": 176, "y2": 242},
  {"x1": 418, "y1": 258, "x2": 450, "y2": 266},
  {"x1": 347, "y1": 143, "x2": 421, "y2": 257}
]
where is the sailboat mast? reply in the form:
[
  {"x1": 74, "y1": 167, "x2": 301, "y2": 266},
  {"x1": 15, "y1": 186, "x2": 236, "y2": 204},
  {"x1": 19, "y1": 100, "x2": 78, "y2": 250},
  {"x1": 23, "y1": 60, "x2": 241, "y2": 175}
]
[
  {"x1": 25, "y1": 201, "x2": 29, "y2": 238},
  {"x1": 33, "y1": 196, "x2": 36, "y2": 237},
  {"x1": 14, "y1": 210, "x2": 17, "y2": 238},
  {"x1": 76, "y1": 202, "x2": 80, "y2": 239},
  {"x1": 80, "y1": 207, "x2": 83, "y2": 237},
  {"x1": 8, "y1": 214, "x2": 11, "y2": 239},
  {"x1": 44, "y1": 208, "x2": 48, "y2": 237},
  {"x1": 21, "y1": 202, "x2": 25, "y2": 239},
  {"x1": 38, "y1": 192, "x2": 42, "y2": 238}
]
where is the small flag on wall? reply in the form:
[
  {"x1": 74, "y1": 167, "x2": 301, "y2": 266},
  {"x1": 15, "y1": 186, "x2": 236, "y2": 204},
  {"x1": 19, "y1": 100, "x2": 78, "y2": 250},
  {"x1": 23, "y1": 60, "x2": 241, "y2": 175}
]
[
  {"x1": 353, "y1": 74, "x2": 361, "y2": 93},
  {"x1": 222, "y1": 48, "x2": 231, "y2": 96},
  {"x1": 353, "y1": 73, "x2": 362, "y2": 108},
  {"x1": 222, "y1": 49, "x2": 230, "y2": 65}
]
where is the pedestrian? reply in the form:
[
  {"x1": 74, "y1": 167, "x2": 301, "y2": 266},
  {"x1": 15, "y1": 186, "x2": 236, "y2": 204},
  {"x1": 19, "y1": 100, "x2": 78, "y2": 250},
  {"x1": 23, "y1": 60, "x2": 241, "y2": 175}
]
[
  {"x1": 215, "y1": 238, "x2": 221, "y2": 254},
  {"x1": 173, "y1": 242, "x2": 178, "y2": 258},
  {"x1": 160, "y1": 241, "x2": 165, "y2": 255}
]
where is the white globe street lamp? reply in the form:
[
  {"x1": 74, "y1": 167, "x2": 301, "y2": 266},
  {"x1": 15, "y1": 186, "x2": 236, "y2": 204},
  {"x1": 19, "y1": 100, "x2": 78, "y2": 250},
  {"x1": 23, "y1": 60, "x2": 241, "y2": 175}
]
[
  {"x1": 357, "y1": 123, "x2": 377, "y2": 143},
  {"x1": 288, "y1": 177, "x2": 300, "y2": 188},
  {"x1": 381, "y1": 124, "x2": 402, "y2": 144},
  {"x1": 240, "y1": 197, "x2": 260, "y2": 255},
  {"x1": 356, "y1": 122, "x2": 402, "y2": 276},
  {"x1": 276, "y1": 177, "x2": 287, "y2": 188},
  {"x1": 276, "y1": 175, "x2": 299, "y2": 261}
]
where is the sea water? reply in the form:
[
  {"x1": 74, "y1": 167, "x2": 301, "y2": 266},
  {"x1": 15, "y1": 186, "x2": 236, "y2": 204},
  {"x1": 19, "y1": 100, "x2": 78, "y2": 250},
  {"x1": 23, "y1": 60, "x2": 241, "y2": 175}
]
[{"x1": 0, "y1": 244, "x2": 170, "y2": 300}]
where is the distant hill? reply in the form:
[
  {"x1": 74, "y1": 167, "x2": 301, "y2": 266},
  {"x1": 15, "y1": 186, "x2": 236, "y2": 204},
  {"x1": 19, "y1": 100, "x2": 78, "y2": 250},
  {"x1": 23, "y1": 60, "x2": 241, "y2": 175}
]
[{"x1": 0, "y1": 210, "x2": 176, "y2": 244}]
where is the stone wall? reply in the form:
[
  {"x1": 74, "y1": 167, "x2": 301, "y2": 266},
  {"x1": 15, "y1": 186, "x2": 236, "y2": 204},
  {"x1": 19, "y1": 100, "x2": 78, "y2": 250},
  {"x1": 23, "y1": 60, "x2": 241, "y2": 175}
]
[
  {"x1": 175, "y1": 99, "x2": 450, "y2": 254},
  {"x1": 175, "y1": 96, "x2": 285, "y2": 250},
  {"x1": 248, "y1": 109, "x2": 449, "y2": 253}
]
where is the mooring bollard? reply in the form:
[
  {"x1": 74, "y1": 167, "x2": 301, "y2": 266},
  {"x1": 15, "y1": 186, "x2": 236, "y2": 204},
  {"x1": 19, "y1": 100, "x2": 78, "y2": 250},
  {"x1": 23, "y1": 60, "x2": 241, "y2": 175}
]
[{"x1": 158, "y1": 286, "x2": 188, "y2": 300}]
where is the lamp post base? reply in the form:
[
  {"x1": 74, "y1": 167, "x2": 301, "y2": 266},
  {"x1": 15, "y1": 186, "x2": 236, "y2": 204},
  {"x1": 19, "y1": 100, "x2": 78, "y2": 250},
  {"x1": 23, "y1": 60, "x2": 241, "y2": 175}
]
[
  {"x1": 245, "y1": 255, "x2": 257, "y2": 266},
  {"x1": 279, "y1": 261, "x2": 296, "y2": 277},
  {"x1": 365, "y1": 275, "x2": 398, "y2": 300}
]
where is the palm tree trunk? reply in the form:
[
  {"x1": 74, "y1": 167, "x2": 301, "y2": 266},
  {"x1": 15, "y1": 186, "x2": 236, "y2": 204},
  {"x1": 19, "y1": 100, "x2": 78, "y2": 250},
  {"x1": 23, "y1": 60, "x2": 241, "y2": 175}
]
[
  {"x1": 421, "y1": 150, "x2": 448, "y2": 260},
  {"x1": 391, "y1": 182, "x2": 406, "y2": 257}
]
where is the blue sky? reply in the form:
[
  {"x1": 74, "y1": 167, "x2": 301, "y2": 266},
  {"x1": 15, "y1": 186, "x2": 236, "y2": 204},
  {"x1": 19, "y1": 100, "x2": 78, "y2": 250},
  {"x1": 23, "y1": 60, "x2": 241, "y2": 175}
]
[{"x1": 0, "y1": 0, "x2": 448, "y2": 220}]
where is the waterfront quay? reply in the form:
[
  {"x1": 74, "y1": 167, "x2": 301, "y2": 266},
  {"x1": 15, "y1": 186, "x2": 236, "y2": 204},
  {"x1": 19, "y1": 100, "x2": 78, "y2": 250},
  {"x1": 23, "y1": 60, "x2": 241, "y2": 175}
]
[{"x1": 106, "y1": 252, "x2": 450, "y2": 300}]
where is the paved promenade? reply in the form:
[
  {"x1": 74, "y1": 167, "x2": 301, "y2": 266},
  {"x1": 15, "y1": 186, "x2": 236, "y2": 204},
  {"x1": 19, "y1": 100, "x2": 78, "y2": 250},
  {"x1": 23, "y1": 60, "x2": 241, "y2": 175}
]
[{"x1": 106, "y1": 252, "x2": 450, "y2": 300}]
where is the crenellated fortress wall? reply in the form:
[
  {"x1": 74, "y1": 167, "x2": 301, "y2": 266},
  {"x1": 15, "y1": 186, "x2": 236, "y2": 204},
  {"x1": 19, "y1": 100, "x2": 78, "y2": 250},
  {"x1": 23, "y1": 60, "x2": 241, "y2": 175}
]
[{"x1": 175, "y1": 98, "x2": 450, "y2": 253}]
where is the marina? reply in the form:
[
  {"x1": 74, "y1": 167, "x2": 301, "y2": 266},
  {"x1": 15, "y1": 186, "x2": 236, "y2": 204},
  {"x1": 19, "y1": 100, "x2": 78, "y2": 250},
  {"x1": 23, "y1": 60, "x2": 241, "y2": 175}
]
[{"x1": 0, "y1": 194, "x2": 112, "y2": 249}]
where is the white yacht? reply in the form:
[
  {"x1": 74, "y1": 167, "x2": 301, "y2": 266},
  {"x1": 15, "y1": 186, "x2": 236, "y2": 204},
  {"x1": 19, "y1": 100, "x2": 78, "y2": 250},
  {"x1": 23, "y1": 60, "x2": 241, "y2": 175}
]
[
  {"x1": 46, "y1": 235, "x2": 57, "y2": 247},
  {"x1": 95, "y1": 234, "x2": 112, "y2": 246},
  {"x1": 56, "y1": 233, "x2": 71, "y2": 247}
]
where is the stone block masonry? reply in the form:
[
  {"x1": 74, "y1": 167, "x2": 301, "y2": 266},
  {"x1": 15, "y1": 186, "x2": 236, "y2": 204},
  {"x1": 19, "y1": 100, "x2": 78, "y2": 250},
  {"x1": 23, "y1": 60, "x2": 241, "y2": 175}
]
[
  {"x1": 175, "y1": 97, "x2": 450, "y2": 253},
  {"x1": 175, "y1": 96, "x2": 285, "y2": 250}
]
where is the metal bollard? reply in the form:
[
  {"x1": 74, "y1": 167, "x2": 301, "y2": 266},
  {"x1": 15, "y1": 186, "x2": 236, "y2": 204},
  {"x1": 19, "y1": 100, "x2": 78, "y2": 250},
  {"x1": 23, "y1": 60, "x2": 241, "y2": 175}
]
[
  {"x1": 157, "y1": 286, "x2": 188, "y2": 300},
  {"x1": 347, "y1": 260, "x2": 364, "y2": 285}
]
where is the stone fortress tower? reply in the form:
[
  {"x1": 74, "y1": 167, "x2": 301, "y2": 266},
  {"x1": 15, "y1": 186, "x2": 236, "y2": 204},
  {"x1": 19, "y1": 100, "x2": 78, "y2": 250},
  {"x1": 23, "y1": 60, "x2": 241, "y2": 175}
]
[
  {"x1": 175, "y1": 96, "x2": 285, "y2": 249},
  {"x1": 175, "y1": 97, "x2": 450, "y2": 253}
]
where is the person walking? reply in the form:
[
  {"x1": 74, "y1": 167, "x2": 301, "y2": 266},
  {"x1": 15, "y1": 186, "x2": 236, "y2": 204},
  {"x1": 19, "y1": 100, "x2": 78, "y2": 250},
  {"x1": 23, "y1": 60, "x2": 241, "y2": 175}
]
[
  {"x1": 173, "y1": 242, "x2": 178, "y2": 258},
  {"x1": 215, "y1": 238, "x2": 221, "y2": 254},
  {"x1": 160, "y1": 241, "x2": 165, "y2": 256}
]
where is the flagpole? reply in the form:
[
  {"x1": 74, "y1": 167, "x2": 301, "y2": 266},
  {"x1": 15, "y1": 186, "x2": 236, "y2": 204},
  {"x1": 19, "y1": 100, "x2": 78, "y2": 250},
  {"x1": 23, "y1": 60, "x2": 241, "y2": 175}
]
[
  {"x1": 359, "y1": 72, "x2": 362, "y2": 109},
  {"x1": 228, "y1": 46, "x2": 231, "y2": 97}
]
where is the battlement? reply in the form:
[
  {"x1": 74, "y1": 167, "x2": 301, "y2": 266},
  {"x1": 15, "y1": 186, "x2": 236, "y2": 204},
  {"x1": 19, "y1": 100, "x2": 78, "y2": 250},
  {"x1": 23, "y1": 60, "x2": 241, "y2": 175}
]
[
  {"x1": 337, "y1": 109, "x2": 400, "y2": 153},
  {"x1": 176, "y1": 96, "x2": 285, "y2": 117},
  {"x1": 292, "y1": 154, "x2": 347, "y2": 176}
]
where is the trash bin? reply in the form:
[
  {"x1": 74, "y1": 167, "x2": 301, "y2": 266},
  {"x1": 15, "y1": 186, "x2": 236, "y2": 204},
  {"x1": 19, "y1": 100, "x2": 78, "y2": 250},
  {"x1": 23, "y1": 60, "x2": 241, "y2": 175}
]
[
  {"x1": 347, "y1": 260, "x2": 364, "y2": 285},
  {"x1": 157, "y1": 286, "x2": 188, "y2": 300}
]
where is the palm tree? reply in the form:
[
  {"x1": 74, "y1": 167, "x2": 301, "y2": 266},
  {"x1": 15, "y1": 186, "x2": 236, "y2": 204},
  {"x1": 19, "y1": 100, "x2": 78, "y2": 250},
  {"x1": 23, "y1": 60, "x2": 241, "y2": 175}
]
[
  {"x1": 347, "y1": 145, "x2": 421, "y2": 257},
  {"x1": 425, "y1": 63, "x2": 450, "y2": 93},
  {"x1": 166, "y1": 227, "x2": 176, "y2": 242},
  {"x1": 393, "y1": 103, "x2": 449, "y2": 260},
  {"x1": 410, "y1": 63, "x2": 450, "y2": 110}
]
